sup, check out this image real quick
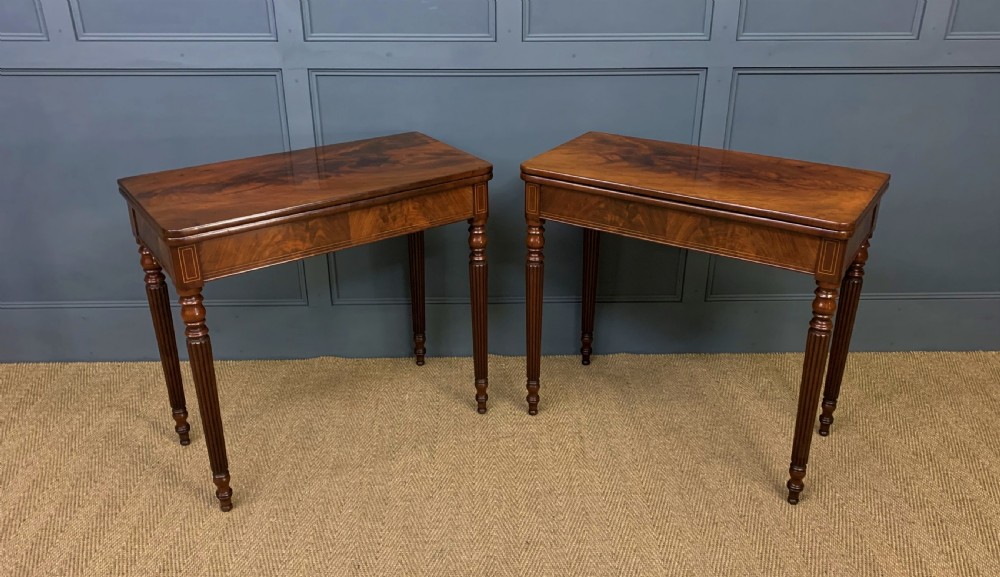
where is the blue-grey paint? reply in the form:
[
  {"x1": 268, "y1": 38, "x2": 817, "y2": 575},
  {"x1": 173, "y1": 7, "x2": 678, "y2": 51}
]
[
  {"x1": 0, "y1": 0, "x2": 998, "y2": 362},
  {"x1": 0, "y1": 0, "x2": 47, "y2": 40}
]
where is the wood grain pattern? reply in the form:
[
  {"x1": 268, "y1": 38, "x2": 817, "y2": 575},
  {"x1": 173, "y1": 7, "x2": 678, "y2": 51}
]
[
  {"x1": 124, "y1": 132, "x2": 493, "y2": 510},
  {"x1": 537, "y1": 183, "x2": 826, "y2": 276},
  {"x1": 522, "y1": 132, "x2": 887, "y2": 504},
  {"x1": 193, "y1": 184, "x2": 474, "y2": 284},
  {"x1": 522, "y1": 132, "x2": 889, "y2": 232},
  {"x1": 119, "y1": 132, "x2": 491, "y2": 239}
]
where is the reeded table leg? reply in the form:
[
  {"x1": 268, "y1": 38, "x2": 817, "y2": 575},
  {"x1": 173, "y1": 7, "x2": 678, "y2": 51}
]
[
  {"x1": 469, "y1": 212, "x2": 489, "y2": 413},
  {"x1": 407, "y1": 231, "x2": 427, "y2": 366},
  {"x1": 819, "y1": 239, "x2": 870, "y2": 437},
  {"x1": 525, "y1": 217, "x2": 545, "y2": 416},
  {"x1": 581, "y1": 228, "x2": 600, "y2": 365},
  {"x1": 179, "y1": 288, "x2": 233, "y2": 512},
  {"x1": 139, "y1": 245, "x2": 190, "y2": 446},
  {"x1": 787, "y1": 283, "x2": 838, "y2": 505}
]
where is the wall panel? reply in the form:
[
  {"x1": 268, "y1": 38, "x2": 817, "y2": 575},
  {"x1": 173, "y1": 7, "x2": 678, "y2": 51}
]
[
  {"x1": 947, "y1": 0, "x2": 1000, "y2": 39},
  {"x1": 0, "y1": 71, "x2": 305, "y2": 309},
  {"x1": 1, "y1": 0, "x2": 998, "y2": 359},
  {"x1": 302, "y1": 0, "x2": 494, "y2": 41},
  {"x1": 67, "y1": 0, "x2": 276, "y2": 40},
  {"x1": 738, "y1": 0, "x2": 925, "y2": 40},
  {"x1": 710, "y1": 69, "x2": 1000, "y2": 301},
  {"x1": 310, "y1": 70, "x2": 702, "y2": 305},
  {"x1": 523, "y1": 0, "x2": 712, "y2": 40},
  {"x1": 0, "y1": 0, "x2": 47, "y2": 40}
]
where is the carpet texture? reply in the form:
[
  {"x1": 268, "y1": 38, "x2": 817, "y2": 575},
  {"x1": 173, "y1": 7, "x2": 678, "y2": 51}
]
[{"x1": 1, "y1": 352, "x2": 998, "y2": 576}]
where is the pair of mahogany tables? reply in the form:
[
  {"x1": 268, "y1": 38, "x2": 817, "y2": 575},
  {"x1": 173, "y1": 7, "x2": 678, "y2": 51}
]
[{"x1": 120, "y1": 131, "x2": 889, "y2": 511}]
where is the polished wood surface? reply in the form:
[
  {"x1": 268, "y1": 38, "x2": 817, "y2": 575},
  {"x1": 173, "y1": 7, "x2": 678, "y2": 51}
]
[
  {"x1": 522, "y1": 132, "x2": 889, "y2": 232},
  {"x1": 124, "y1": 133, "x2": 492, "y2": 511},
  {"x1": 469, "y1": 185, "x2": 489, "y2": 414},
  {"x1": 524, "y1": 132, "x2": 887, "y2": 504},
  {"x1": 120, "y1": 132, "x2": 491, "y2": 239},
  {"x1": 820, "y1": 238, "x2": 871, "y2": 437},
  {"x1": 179, "y1": 288, "x2": 232, "y2": 512},
  {"x1": 580, "y1": 228, "x2": 600, "y2": 366},
  {"x1": 408, "y1": 232, "x2": 427, "y2": 366},
  {"x1": 139, "y1": 245, "x2": 189, "y2": 446},
  {"x1": 525, "y1": 188, "x2": 545, "y2": 416}
]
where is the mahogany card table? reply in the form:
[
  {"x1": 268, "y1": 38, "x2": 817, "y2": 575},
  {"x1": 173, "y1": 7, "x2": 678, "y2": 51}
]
[
  {"x1": 521, "y1": 132, "x2": 890, "y2": 504},
  {"x1": 119, "y1": 132, "x2": 492, "y2": 511}
]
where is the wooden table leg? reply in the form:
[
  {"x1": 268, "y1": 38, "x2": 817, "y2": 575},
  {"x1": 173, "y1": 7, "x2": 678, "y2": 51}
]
[
  {"x1": 581, "y1": 228, "x2": 600, "y2": 365},
  {"x1": 179, "y1": 288, "x2": 233, "y2": 512},
  {"x1": 525, "y1": 215, "x2": 545, "y2": 416},
  {"x1": 139, "y1": 246, "x2": 190, "y2": 446},
  {"x1": 787, "y1": 282, "x2": 838, "y2": 504},
  {"x1": 407, "y1": 231, "x2": 426, "y2": 366},
  {"x1": 819, "y1": 239, "x2": 870, "y2": 436},
  {"x1": 469, "y1": 211, "x2": 489, "y2": 414}
]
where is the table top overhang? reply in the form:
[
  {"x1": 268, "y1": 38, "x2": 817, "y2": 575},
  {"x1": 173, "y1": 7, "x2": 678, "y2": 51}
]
[
  {"x1": 120, "y1": 132, "x2": 492, "y2": 239},
  {"x1": 521, "y1": 132, "x2": 889, "y2": 233}
]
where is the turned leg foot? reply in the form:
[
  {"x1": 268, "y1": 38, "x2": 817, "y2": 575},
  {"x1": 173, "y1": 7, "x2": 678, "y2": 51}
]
[
  {"x1": 407, "y1": 232, "x2": 427, "y2": 366},
  {"x1": 468, "y1": 194, "x2": 489, "y2": 413},
  {"x1": 819, "y1": 239, "x2": 870, "y2": 437},
  {"x1": 786, "y1": 283, "x2": 838, "y2": 504},
  {"x1": 786, "y1": 465, "x2": 806, "y2": 505},
  {"x1": 139, "y1": 245, "x2": 190, "y2": 445},
  {"x1": 180, "y1": 288, "x2": 233, "y2": 512},
  {"x1": 525, "y1": 185, "x2": 545, "y2": 415},
  {"x1": 581, "y1": 228, "x2": 600, "y2": 366},
  {"x1": 213, "y1": 473, "x2": 233, "y2": 512}
]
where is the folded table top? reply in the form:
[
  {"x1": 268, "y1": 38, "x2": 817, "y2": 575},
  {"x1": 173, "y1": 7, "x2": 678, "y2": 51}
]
[
  {"x1": 521, "y1": 132, "x2": 890, "y2": 233},
  {"x1": 120, "y1": 132, "x2": 492, "y2": 240}
]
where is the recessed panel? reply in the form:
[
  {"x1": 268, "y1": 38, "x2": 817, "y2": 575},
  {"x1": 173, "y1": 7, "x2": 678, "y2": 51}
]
[
  {"x1": 524, "y1": 0, "x2": 710, "y2": 40},
  {"x1": 0, "y1": 0, "x2": 45, "y2": 39},
  {"x1": 313, "y1": 71, "x2": 703, "y2": 303},
  {"x1": 303, "y1": 0, "x2": 493, "y2": 40},
  {"x1": 739, "y1": 0, "x2": 922, "y2": 39},
  {"x1": 948, "y1": 0, "x2": 1000, "y2": 37},
  {"x1": 710, "y1": 70, "x2": 1000, "y2": 300},
  {"x1": 69, "y1": 0, "x2": 274, "y2": 40},
  {"x1": 0, "y1": 72, "x2": 301, "y2": 306}
]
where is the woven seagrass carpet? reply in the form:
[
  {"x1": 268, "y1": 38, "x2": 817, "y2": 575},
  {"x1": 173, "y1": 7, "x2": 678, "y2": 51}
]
[{"x1": 1, "y1": 352, "x2": 998, "y2": 576}]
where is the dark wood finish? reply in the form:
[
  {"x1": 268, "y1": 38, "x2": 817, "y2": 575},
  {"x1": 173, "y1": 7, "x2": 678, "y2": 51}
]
[
  {"x1": 122, "y1": 133, "x2": 492, "y2": 510},
  {"x1": 525, "y1": 184, "x2": 545, "y2": 416},
  {"x1": 469, "y1": 183, "x2": 489, "y2": 414},
  {"x1": 522, "y1": 131, "x2": 888, "y2": 232},
  {"x1": 819, "y1": 238, "x2": 871, "y2": 436},
  {"x1": 522, "y1": 132, "x2": 889, "y2": 504},
  {"x1": 120, "y1": 132, "x2": 491, "y2": 239},
  {"x1": 787, "y1": 284, "x2": 838, "y2": 505},
  {"x1": 139, "y1": 245, "x2": 190, "y2": 446},
  {"x1": 580, "y1": 228, "x2": 600, "y2": 365},
  {"x1": 407, "y1": 231, "x2": 426, "y2": 366},
  {"x1": 178, "y1": 288, "x2": 232, "y2": 512}
]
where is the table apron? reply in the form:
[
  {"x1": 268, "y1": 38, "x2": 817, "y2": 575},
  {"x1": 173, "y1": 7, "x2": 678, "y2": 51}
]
[
  {"x1": 535, "y1": 183, "x2": 851, "y2": 280},
  {"x1": 137, "y1": 184, "x2": 477, "y2": 287}
]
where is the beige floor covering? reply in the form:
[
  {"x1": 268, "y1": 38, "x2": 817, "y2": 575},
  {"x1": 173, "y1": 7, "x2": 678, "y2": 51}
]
[{"x1": 1, "y1": 352, "x2": 998, "y2": 576}]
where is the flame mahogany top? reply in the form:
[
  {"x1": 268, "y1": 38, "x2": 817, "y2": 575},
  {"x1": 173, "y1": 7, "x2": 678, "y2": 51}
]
[
  {"x1": 119, "y1": 132, "x2": 492, "y2": 239},
  {"x1": 521, "y1": 132, "x2": 889, "y2": 232}
]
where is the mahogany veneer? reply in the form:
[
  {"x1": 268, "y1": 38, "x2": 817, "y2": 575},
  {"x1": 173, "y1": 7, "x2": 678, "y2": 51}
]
[
  {"x1": 521, "y1": 132, "x2": 889, "y2": 504},
  {"x1": 121, "y1": 132, "x2": 492, "y2": 511}
]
